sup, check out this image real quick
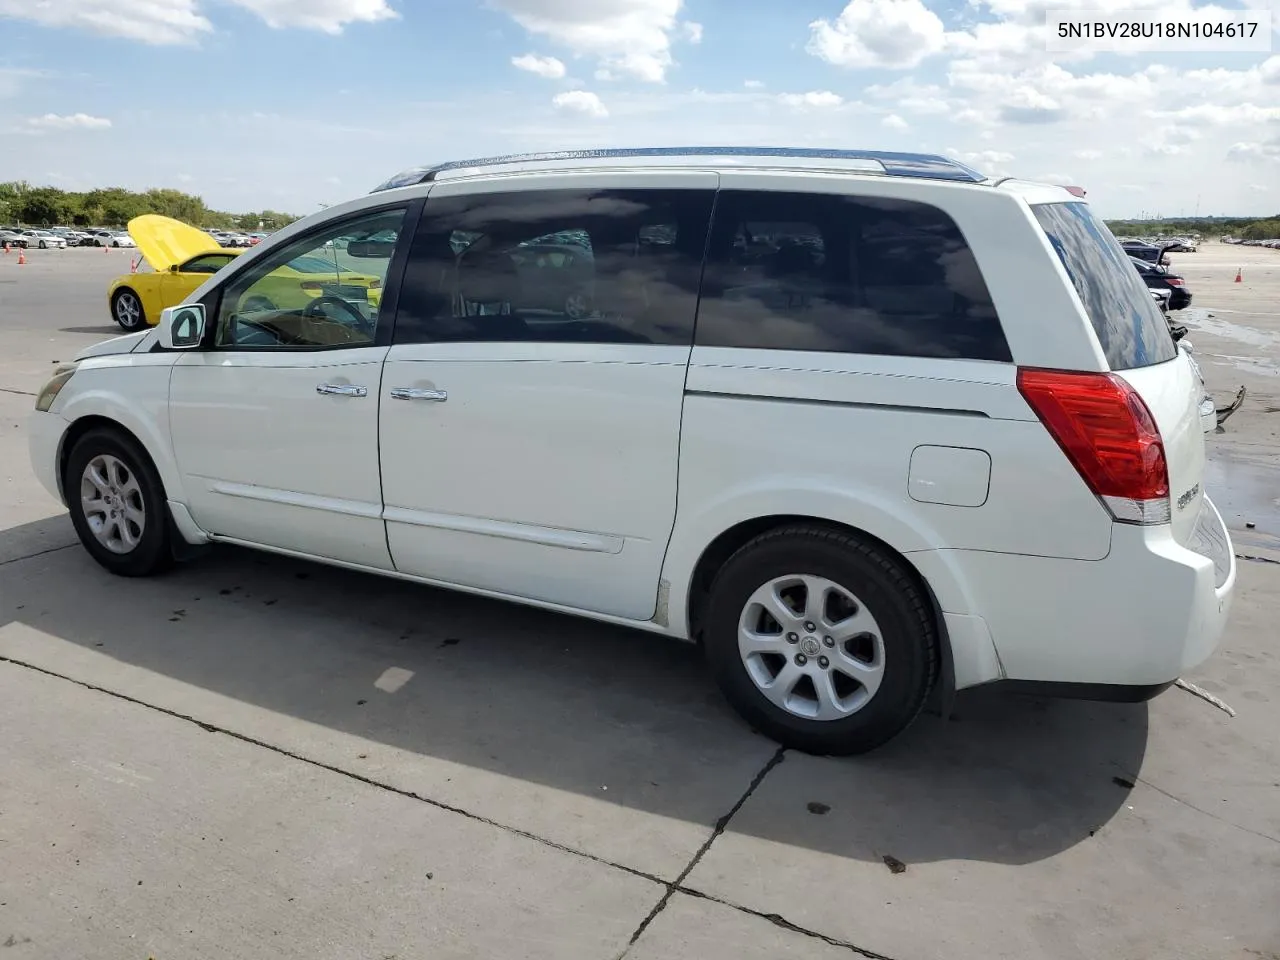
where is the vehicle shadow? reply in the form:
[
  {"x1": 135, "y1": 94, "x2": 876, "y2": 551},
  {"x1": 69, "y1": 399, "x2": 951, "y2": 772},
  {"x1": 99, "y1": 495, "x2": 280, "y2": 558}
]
[
  {"x1": 0, "y1": 514, "x2": 1147, "y2": 871},
  {"x1": 59, "y1": 326, "x2": 123, "y2": 335}
]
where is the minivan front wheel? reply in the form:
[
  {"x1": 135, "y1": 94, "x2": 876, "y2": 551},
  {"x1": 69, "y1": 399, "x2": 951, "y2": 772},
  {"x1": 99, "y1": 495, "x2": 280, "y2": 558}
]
[
  {"x1": 703, "y1": 525, "x2": 938, "y2": 755},
  {"x1": 65, "y1": 429, "x2": 173, "y2": 577}
]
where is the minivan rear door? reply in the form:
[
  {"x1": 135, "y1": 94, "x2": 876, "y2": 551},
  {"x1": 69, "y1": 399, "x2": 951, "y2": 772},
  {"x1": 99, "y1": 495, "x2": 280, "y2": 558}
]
[{"x1": 1033, "y1": 200, "x2": 1206, "y2": 546}]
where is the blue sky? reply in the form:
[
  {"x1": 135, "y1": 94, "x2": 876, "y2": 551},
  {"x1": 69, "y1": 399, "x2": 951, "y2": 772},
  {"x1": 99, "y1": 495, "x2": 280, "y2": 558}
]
[{"x1": 1, "y1": 0, "x2": 1277, "y2": 218}]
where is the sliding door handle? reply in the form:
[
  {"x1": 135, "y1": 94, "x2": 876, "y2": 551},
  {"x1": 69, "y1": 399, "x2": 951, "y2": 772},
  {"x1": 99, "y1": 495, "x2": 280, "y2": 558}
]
[
  {"x1": 316, "y1": 383, "x2": 368, "y2": 398},
  {"x1": 390, "y1": 387, "x2": 447, "y2": 402}
]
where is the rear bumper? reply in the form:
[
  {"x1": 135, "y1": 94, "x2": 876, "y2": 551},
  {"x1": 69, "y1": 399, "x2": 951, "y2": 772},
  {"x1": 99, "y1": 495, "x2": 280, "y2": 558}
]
[
  {"x1": 916, "y1": 496, "x2": 1235, "y2": 689},
  {"x1": 1168, "y1": 289, "x2": 1192, "y2": 310},
  {"x1": 28, "y1": 410, "x2": 67, "y2": 506}
]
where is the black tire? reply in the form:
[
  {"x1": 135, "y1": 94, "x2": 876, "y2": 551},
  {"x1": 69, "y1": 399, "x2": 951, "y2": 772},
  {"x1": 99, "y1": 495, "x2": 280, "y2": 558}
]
[
  {"x1": 38, "y1": 240, "x2": 47, "y2": 249},
  {"x1": 64, "y1": 428, "x2": 173, "y2": 577},
  {"x1": 111, "y1": 288, "x2": 146, "y2": 331},
  {"x1": 703, "y1": 524, "x2": 938, "y2": 756}
]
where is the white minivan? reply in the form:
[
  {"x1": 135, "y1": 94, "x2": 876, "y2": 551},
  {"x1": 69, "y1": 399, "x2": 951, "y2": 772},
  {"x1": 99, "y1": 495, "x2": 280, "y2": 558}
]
[{"x1": 29, "y1": 148, "x2": 1235, "y2": 754}]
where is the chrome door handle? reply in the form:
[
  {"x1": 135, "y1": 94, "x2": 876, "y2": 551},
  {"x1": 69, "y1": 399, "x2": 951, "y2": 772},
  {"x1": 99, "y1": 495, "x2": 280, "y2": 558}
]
[
  {"x1": 316, "y1": 383, "x2": 368, "y2": 398},
  {"x1": 390, "y1": 387, "x2": 447, "y2": 402}
]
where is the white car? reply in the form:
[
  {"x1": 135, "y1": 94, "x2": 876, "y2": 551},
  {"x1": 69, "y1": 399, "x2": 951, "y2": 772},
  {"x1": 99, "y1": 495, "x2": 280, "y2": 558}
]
[
  {"x1": 109, "y1": 232, "x2": 136, "y2": 248},
  {"x1": 21, "y1": 229, "x2": 67, "y2": 249},
  {"x1": 27, "y1": 147, "x2": 1236, "y2": 755}
]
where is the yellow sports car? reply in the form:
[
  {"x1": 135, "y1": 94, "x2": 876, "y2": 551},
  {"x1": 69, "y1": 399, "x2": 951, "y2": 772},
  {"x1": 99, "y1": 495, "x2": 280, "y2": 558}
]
[{"x1": 107, "y1": 215, "x2": 384, "y2": 331}]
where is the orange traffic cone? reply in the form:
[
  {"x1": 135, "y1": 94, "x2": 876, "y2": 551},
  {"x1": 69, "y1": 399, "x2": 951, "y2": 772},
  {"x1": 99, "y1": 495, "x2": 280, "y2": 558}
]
[
  {"x1": 130, "y1": 257, "x2": 138, "y2": 273},
  {"x1": 103, "y1": 243, "x2": 109, "y2": 254},
  {"x1": 1235, "y1": 268, "x2": 1242, "y2": 283},
  {"x1": 16, "y1": 250, "x2": 26, "y2": 265},
  {"x1": 2, "y1": 242, "x2": 9, "y2": 254}
]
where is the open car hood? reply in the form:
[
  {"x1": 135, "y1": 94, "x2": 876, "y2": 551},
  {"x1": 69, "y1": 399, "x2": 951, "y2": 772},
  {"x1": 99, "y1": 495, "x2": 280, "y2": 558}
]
[{"x1": 127, "y1": 214, "x2": 223, "y2": 272}]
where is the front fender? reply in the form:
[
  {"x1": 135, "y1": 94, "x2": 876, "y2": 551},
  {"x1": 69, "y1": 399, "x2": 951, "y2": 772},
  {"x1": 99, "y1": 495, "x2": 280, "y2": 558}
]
[{"x1": 54, "y1": 357, "x2": 184, "y2": 503}]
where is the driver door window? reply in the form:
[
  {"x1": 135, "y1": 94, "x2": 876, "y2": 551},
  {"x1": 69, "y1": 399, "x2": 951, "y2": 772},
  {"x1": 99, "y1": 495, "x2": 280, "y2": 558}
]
[{"x1": 213, "y1": 208, "x2": 407, "y2": 349}]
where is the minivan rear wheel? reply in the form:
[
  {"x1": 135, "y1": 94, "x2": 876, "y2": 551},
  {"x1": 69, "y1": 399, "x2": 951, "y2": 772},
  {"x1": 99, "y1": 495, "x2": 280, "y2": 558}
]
[{"x1": 703, "y1": 525, "x2": 937, "y2": 755}]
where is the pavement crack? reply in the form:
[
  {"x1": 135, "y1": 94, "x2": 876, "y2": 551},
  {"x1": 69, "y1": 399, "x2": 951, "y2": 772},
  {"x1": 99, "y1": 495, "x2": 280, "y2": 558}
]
[
  {"x1": 0, "y1": 386, "x2": 37, "y2": 396},
  {"x1": 0, "y1": 542, "x2": 77, "y2": 567},
  {"x1": 1115, "y1": 764, "x2": 1280, "y2": 846},
  {"x1": 677, "y1": 886, "x2": 899, "y2": 959},
  {"x1": 0, "y1": 654, "x2": 670, "y2": 889},
  {"x1": 1235, "y1": 552, "x2": 1280, "y2": 566},
  {"x1": 616, "y1": 746, "x2": 786, "y2": 958}
]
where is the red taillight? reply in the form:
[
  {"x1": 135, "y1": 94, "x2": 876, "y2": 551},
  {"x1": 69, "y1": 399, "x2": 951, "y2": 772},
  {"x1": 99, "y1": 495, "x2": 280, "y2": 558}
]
[
  {"x1": 1017, "y1": 368, "x2": 1170, "y2": 525},
  {"x1": 1165, "y1": 277, "x2": 1184, "y2": 286},
  {"x1": 1064, "y1": 185, "x2": 1087, "y2": 197}
]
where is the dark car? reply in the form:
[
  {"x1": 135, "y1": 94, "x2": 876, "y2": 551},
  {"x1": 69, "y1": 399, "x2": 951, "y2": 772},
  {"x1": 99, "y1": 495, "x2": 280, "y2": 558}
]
[
  {"x1": 0, "y1": 229, "x2": 28, "y2": 248},
  {"x1": 1121, "y1": 240, "x2": 1171, "y2": 267},
  {"x1": 1131, "y1": 256, "x2": 1191, "y2": 310}
]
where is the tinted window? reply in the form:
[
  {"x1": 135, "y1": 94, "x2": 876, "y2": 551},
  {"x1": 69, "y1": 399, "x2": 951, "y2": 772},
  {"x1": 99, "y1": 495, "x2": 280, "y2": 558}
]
[
  {"x1": 695, "y1": 191, "x2": 1010, "y2": 361},
  {"x1": 211, "y1": 207, "x2": 407, "y2": 350},
  {"x1": 394, "y1": 188, "x2": 714, "y2": 346},
  {"x1": 1033, "y1": 202, "x2": 1176, "y2": 369},
  {"x1": 182, "y1": 254, "x2": 237, "y2": 273}
]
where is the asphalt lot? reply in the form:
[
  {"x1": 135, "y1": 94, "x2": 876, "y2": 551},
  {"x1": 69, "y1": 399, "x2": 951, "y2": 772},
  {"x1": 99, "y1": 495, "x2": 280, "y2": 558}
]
[{"x1": 1, "y1": 243, "x2": 1278, "y2": 959}]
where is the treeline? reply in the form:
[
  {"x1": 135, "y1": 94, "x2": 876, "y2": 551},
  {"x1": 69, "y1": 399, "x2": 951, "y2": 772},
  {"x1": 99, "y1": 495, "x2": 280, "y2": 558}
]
[
  {"x1": 0, "y1": 181, "x2": 299, "y2": 232},
  {"x1": 1107, "y1": 216, "x2": 1280, "y2": 240}
]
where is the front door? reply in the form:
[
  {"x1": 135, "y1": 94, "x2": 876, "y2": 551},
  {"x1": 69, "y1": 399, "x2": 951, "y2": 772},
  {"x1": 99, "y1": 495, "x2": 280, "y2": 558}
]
[
  {"x1": 169, "y1": 205, "x2": 412, "y2": 569},
  {"x1": 379, "y1": 174, "x2": 716, "y2": 620}
]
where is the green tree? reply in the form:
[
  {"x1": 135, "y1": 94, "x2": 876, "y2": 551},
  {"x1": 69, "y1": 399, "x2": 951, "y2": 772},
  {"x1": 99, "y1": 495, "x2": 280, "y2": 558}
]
[
  {"x1": 17, "y1": 187, "x2": 73, "y2": 225},
  {"x1": 1241, "y1": 219, "x2": 1280, "y2": 240}
]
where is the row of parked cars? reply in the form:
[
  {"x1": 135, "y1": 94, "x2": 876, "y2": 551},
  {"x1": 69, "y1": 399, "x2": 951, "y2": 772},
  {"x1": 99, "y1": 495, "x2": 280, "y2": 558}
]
[
  {"x1": 1223, "y1": 237, "x2": 1280, "y2": 248},
  {"x1": 0, "y1": 226, "x2": 136, "y2": 248},
  {"x1": 0, "y1": 224, "x2": 268, "y2": 249}
]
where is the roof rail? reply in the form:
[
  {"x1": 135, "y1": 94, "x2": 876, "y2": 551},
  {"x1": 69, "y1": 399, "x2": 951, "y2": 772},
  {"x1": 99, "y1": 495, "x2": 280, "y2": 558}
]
[{"x1": 371, "y1": 146, "x2": 988, "y2": 193}]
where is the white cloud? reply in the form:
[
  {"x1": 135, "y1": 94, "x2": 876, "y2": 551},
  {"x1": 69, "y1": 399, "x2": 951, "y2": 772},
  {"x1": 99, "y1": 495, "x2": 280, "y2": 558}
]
[
  {"x1": 26, "y1": 113, "x2": 112, "y2": 130},
  {"x1": 493, "y1": 0, "x2": 686, "y2": 82},
  {"x1": 807, "y1": 0, "x2": 947, "y2": 69},
  {"x1": 1036, "y1": 172, "x2": 1076, "y2": 185},
  {"x1": 744, "y1": 79, "x2": 764, "y2": 89},
  {"x1": 1154, "y1": 103, "x2": 1280, "y2": 126},
  {"x1": 0, "y1": 0, "x2": 396, "y2": 42},
  {"x1": 882, "y1": 113, "x2": 909, "y2": 130},
  {"x1": 511, "y1": 53, "x2": 567, "y2": 79},
  {"x1": 681, "y1": 20, "x2": 703, "y2": 43},
  {"x1": 1073, "y1": 149, "x2": 1103, "y2": 160},
  {"x1": 1228, "y1": 140, "x2": 1280, "y2": 162},
  {"x1": 225, "y1": 0, "x2": 396, "y2": 33},
  {"x1": 552, "y1": 89, "x2": 609, "y2": 118},
  {"x1": 777, "y1": 91, "x2": 845, "y2": 109},
  {"x1": 0, "y1": 0, "x2": 211, "y2": 43}
]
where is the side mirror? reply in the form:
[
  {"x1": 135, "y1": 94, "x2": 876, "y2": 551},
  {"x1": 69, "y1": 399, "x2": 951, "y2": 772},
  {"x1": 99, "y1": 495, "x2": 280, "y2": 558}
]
[{"x1": 159, "y1": 304, "x2": 206, "y2": 350}]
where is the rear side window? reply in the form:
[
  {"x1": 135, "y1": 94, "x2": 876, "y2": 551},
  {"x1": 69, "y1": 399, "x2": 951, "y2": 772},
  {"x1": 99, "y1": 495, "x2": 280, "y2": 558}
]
[
  {"x1": 394, "y1": 188, "x2": 714, "y2": 346},
  {"x1": 1033, "y1": 202, "x2": 1176, "y2": 369},
  {"x1": 695, "y1": 191, "x2": 1011, "y2": 361}
]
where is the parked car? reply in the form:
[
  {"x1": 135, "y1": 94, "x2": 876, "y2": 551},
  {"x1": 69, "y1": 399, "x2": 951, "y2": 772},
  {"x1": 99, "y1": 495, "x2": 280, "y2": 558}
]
[
  {"x1": 108, "y1": 231, "x2": 136, "y2": 248},
  {"x1": 29, "y1": 147, "x2": 1235, "y2": 756},
  {"x1": 105, "y1": 214, "x2": 383, "y2": 331},
  {"x1": 20, "y1": 229, "x2": 68, "y2": 249},
  {"x1": 85, "y1": 229, "x2": 117, "y2": 246},
  {"x1": 1131, "y1": 256, "x2": 1192, "y2": 310},
  {"x1": 0, "y1": 229, "x2": 28, "y2": 248},
  {"x1": 1121, "y1": 240, "x2": 1171, "y2": 266}
]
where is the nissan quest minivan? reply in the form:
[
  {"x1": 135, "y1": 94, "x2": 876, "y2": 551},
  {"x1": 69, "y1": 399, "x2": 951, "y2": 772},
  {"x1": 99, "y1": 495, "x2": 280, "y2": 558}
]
[{"x1": 29, "y1": 147, "x2": 1235, "y2": 754}]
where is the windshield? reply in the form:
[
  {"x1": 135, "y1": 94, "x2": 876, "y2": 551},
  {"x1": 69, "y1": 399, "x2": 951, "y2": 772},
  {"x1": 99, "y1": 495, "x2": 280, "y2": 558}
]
[{"x1": 1033, "y1": 201, "x2": 1176, "y2": 370}]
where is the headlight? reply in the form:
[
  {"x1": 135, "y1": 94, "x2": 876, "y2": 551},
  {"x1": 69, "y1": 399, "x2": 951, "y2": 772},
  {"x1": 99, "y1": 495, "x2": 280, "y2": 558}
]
[{"x1": 35, "y1": 362, "x2": 79, "y2": 413}]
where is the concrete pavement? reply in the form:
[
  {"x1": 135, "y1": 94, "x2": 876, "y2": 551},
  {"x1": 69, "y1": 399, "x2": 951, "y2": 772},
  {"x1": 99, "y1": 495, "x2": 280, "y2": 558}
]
[{"x1": 1, "y1": 244, "x2": 1278, "y2": 959}]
